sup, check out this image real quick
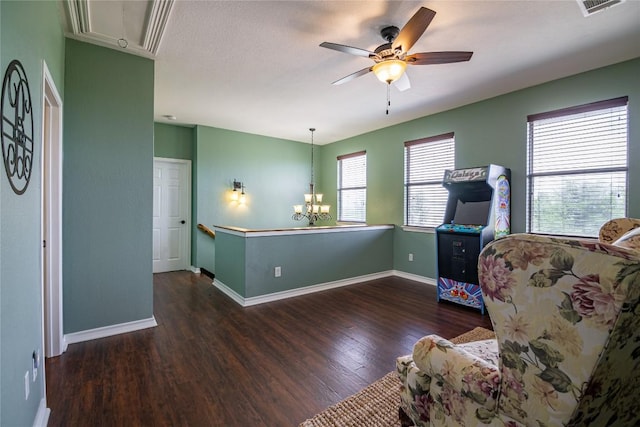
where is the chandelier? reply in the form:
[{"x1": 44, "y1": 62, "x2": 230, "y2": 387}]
[{"x1": 292, "y1": 128, "x2": 331, "y2": 226}]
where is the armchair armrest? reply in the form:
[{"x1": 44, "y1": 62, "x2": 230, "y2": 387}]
[
  {"x1": 599, "y1": 217, "x2": 640, "y2": 243},
  {"x1": 413, "y1": 335, "x2": 500, "y2": 411}
]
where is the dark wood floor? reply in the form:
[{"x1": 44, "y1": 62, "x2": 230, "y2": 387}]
[{"x1": 46, "y1": 271, "x2": 492, "y2": 426}]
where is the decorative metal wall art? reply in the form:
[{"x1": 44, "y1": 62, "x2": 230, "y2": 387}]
[{"x1": 1, "y1": 60, "x2": 34, "y2": 195}]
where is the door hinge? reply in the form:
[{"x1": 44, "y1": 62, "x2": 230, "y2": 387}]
[{"x1": 43, "y1": 240, "x2": 46, "y2": 248}]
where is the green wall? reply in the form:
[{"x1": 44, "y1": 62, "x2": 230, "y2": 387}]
[
  {"x1": 244, "y1": 228, "x2": 393, "y2": 297},
  {"x1": 63, "y1": 39, "x2": 155, "y2": 333},
  {"x1": 215, "y1": 226, "x2": 393, "y2": 299},
  {"x1": 319, "y1": 57, "x2": 640, "y2": 279},
  {"x1": 154, "y1": 122, "x2": 194, "y2": 160},
  {"x1": 214, "y1": 232, "x2": 246, "y2": 295},
  {"x1": 0, "y1": 1, "x2": 65, "y2": 425},
  {"x1": 195, "y1": 125, "x2": 328, "y2": 272}
]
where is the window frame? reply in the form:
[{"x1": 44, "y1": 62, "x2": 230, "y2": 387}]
[
  {"x1": 526, "y1": 96, "x2": 629, "y2": 237},
  {"x1": 337, "y1": 150, "x2": 367, "y2": 223},
  {"x1": 404, "y1": 132, "x2": 455, "y2": 229}
]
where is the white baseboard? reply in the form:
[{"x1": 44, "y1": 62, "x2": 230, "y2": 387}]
[
  {"x1": 392, "y1": 270, "x2": 437, "y2": 286},
  {"x1": 64, "y1": 316, "x2": 158, "y2": 345},
  {"x1": 212, "y1": 279, "x2": 246, "y2": 306},
  {"x1": 33, "y1": 398, "x2": 50, "y2": 427},
  {"x1": 213, "y1": 270, "x2": 433, "y2": 307},
  {"x1": 189, "y1": 266, "x2": 201, "y2": 274}
]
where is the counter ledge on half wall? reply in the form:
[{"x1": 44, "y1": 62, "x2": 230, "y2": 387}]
[{"x1": 213, "y1": 224, "x2": 394, "y2": 237}]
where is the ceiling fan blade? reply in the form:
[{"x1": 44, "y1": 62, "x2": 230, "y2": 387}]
[
  {"x1": 392, "y1": 7, "x2": 436, "y2": 53},
  {"x1": 320, "y1": 42, "x2": 375, "y2": 58},
  {"x1": 332, "y1": 67, "x2": 372, "y2": 85},
  {"x1": 393, "y1": 72, "x2": 411, "y2": 91},
  {"x1": 406, "y1": 51, "x2": 473, "y2": 65}
]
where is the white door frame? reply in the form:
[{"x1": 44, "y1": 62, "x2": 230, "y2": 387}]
[
  {"x1": 41, "y1": 61, "x2": 65, "y2": 358},
  {"x1": 153, "y1": 157, "x2": 192, "y2": 272}
]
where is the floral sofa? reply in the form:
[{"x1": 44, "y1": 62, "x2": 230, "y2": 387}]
[{"x1": 397, "y1": 227, "x2": 640, "y2": 426}]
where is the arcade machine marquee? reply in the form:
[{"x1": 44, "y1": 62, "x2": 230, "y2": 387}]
[{"x1": 436, "y1": 165, "x2": 510, "y2": 313}]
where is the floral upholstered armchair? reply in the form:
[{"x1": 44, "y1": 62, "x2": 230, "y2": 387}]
[{"x1": 397, "y1": 230, "x2": 640, "y2": 426}]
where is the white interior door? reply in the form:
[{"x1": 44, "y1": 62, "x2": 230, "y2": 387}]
[{"x1": 153, "y1": 158, "x2": 191, "y2": 273}]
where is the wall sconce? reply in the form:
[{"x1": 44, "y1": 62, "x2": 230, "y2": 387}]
[{"x1": 231, "y1": 179, "x2": 246, "y2": 204}]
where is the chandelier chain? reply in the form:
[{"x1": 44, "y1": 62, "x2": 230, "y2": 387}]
[{"x1": 291, "y1": 127, "x2": 331, "y2": 225}]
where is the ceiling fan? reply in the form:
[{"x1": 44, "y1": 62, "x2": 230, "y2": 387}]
[{"x1": 320, "y1": 7, "x2": 473, "y2": 92}]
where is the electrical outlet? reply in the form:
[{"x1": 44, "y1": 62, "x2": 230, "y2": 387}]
[
  {"x1": 24, "y1": 371, "x2": 29, "y2": 400},
  {"x1": 274, "y1": 266, "x2": 281, "y2": 277},
  {"x1": 408, "y1": 253, "x2": 414, "y2": 262}
]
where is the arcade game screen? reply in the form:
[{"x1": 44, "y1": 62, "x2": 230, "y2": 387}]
[{"x1": 452, "y1": 199, "x2": 491, "y2": 225}]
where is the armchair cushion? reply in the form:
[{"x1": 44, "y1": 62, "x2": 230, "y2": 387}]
[
  {"x1": 412, "y1": 335, "x2": 501, "y2": 425},
  {"x1": 396, "y1": 337, "x2": 501, "y2": 427}
]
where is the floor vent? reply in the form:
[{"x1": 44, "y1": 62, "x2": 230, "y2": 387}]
[{"x1": 577, "y1": 0, "x2": 625, "y2": 16}]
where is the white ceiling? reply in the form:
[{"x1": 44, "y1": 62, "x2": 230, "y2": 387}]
[{"x1": 61, "y1": 0, "x2": 640, "y2": 144}]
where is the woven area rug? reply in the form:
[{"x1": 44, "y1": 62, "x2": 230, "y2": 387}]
[{"x1": 299, "y1": 326, "x2": 495, "y2": 427}]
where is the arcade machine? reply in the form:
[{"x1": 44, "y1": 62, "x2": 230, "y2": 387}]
[{"x1": 436, "y1": 164, "x2": 510, "y2": 313}]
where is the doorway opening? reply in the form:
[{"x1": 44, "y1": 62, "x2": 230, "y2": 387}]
[
  {"x1": 152, "y1": 158, "x2": 192, "y2": 273},
  {"x1": 41, "y1": 61, "x2": 64, "y2": 358}
]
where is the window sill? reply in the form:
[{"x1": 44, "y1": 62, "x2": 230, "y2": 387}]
[
  {"x1": 401, "y1": 225, "x2": 436, "y2": 234},
  {"x1": 336, "y1": 221, "x2": 366, "y2": 226}
]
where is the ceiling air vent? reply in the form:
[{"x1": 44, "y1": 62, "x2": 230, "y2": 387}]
[{"x1": 577, "y1": 0, "x2": 625, "y2": 16}]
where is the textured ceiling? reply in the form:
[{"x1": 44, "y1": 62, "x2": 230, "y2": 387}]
[{"x1": 61, "y1": 0, "x2": 640, "y2": 144}]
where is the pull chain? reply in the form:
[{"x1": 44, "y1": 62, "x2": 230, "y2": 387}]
[{"x1": 386, "y1": 83, "x2": 391, "y2": 115}]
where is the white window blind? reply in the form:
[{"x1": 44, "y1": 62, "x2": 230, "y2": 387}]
[
  {"x1": 527, "y1": 96, "x2": 628, "y2": 237},
  {"x1": 404, "y1": 133, "x2": 455, "y2": 228},
  {"x1": 337, "y1": 151, "x2": 366, "y2": 222}
]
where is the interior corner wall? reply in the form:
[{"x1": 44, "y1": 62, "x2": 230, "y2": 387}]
[
  {"x1": 319, "y1": 57, "x2": 640, "y2": 280},
  {"x1": 194, "y1": 125, "x2": 315, "y2": 273},
  {"x1": 63, "y1": 39, "x2": 154, "y2": 333},
  {"x1": 0, "y1": 1, "x2": 65, "y2": 425}
]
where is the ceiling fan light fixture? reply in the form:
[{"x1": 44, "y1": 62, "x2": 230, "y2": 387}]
[{"x1": 372, "y1": 59, "x2": 407, "y2": 84}]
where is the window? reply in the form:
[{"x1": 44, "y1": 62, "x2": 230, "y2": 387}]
[
  {"x1": 404, "y1": 133, "x2": 455, "y2": 228},
  {"x1": 527, "y1": 97, "x2": 628, "y2": 237},
  {"x1": 337, "y1": 151, "x2": 367, "y2": 222}
]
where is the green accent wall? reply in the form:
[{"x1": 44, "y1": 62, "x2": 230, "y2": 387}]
[
  {"x1": 195, "y1": 125, "x2": 326, "y2": 272},
  {"x1": 0, "y1": 1, "x2": 65, "y2": 425},
  {"x1": 63, "y1": 39, "x2": 154, "y2": 333},
  {"x1": 319, "y1": 57, "x2": 640, "y2": 279}
]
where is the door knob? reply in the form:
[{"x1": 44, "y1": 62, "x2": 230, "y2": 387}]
[{"x1": 180, "y1": 220, "x2": 186, "y2": 224}]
